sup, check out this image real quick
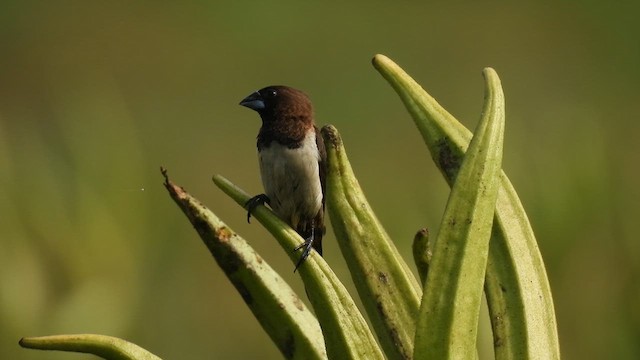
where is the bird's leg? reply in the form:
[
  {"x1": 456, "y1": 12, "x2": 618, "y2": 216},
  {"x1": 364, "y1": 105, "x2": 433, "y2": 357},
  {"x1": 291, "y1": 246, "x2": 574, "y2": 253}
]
[
  {"x1": 293, "y1": 227, "x2": 316, "y2": 272},
  {"x1": 245, "y1": 194, "x2": 270, "y2": 223}
]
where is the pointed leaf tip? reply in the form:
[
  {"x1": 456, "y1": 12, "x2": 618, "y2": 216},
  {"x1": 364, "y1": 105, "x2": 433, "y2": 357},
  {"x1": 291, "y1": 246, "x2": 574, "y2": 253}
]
[
  {"x1": 371, "y1": 54, "x2": 392, "y2": 70},
  {"x1": 19, "y1": 334, "x2": 162, "y2": 360},
  {"x1": 320, "y1": 125, "x2": 340, "y2": 148}
]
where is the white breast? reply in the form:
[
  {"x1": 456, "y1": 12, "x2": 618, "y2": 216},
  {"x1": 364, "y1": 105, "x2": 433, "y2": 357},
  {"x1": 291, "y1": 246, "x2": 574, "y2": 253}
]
[{"x1": 258, "y1": 132, "x2": 323, "y2": 227}]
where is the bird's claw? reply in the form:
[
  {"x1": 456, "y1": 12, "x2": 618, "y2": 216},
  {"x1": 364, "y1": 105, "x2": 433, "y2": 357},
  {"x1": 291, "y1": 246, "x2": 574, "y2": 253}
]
[
  {"x1": 245, "y1": 194, "x2": 270, "y2": 223},
  {"x1": 293, "y1": 236, "x2": 315, "y2": 272}
]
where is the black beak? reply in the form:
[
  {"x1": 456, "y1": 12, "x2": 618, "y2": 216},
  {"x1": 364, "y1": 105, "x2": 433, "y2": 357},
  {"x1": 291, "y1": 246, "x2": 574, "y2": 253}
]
[{"x1": 239, "y1": 91, "x2": 265, "y2": 111}]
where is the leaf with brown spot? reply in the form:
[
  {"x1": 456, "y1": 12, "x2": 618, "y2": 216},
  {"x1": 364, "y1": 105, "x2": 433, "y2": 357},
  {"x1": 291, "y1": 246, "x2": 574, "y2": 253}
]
[{"x1": 163, "y1": 169, "x2": 326, "y2": 360}]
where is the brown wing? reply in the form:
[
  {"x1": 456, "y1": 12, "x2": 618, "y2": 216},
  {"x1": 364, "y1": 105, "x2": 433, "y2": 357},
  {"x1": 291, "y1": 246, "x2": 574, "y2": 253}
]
[
  {"x1": 292, "y1": 126, "x2": 325, "y2": 256},
  {"x1": 312, "y1": 125, "x2": 326, "y2": 256},
  {"x1": 315, "y1": 126, "x2": 327, "y2": 209}
]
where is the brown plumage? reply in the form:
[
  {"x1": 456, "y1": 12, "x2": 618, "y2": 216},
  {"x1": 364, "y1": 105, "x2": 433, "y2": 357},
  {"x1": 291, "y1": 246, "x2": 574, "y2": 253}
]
[{"x1": 240, "y1": 86, "x2": 326, "y2": 270}]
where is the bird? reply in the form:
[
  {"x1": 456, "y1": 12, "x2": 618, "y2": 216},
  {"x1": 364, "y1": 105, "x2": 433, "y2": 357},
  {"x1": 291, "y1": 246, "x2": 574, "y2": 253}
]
[{"x1": 239, "y1": 85, "x2": 326, "y2": 271}]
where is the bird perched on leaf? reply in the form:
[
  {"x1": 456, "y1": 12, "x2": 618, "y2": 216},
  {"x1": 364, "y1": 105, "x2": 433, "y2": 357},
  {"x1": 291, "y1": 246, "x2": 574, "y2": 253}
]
[{"x1": 240, "y1": 85, "x2": 326, "y2": 271}]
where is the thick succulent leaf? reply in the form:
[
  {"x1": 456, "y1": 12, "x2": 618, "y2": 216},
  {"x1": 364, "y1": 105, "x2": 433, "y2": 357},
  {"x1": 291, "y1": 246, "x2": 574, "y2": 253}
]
[
  {"x1": 373, "y1": 54, "x2": 560, "y2": 360},
  {"x1": 213, "y1": 175, "x2": 384, "y2": 360},
  {"x1": 163, "y1": 170, "x2": 326, "y2": 360},
  {"x1": 19, "y1": 334, "x2": 162, "y2": 360},
  {"x1": 322, "y1": 125, "x2": 421, "y2": 360},
  {"x1": 413, "y1": 67, "x2": 504, "y2": 358}
]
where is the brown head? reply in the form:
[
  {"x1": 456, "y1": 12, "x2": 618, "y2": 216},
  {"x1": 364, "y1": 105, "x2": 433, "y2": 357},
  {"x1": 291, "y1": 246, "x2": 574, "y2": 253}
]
[{"x1": 240, "y1": 85, "x2": 315, "y2": 148}]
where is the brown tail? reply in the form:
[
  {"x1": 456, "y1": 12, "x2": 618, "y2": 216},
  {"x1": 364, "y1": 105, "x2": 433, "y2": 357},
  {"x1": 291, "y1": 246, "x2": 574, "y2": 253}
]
[{"x1": 313, "y1": 230, "x2": 323, "y2": 256}]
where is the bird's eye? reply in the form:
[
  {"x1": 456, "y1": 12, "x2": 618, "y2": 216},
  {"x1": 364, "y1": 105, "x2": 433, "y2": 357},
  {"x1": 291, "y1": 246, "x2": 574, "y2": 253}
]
[{"x1": 266, "y1": 89, "x2": 277, "y2": 98}]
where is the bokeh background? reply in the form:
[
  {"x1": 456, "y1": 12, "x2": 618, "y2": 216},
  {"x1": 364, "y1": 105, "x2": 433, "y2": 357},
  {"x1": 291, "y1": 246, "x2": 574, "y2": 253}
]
[{"x1": 1, "y1": 1, "x2": 638, "y2": 359}]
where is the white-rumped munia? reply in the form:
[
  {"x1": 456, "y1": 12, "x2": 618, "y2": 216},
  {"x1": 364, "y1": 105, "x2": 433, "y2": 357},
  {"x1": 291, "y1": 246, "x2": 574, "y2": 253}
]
[{"x1": 240, "y1": 86, "x2": 326, "y2": 271}]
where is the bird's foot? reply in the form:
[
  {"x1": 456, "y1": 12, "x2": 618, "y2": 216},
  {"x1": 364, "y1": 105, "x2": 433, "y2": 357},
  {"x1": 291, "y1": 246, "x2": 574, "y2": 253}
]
[
  {"x1": 245, "y1": 194, "x2": 270, "y2": 223},
  {"x1": 293, "y1": 235, "x2": 316, "y2": 272}
]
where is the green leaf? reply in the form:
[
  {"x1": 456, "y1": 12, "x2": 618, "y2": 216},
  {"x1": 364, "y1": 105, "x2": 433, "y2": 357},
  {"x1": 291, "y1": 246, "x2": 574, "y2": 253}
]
[
  {"x1": 213, "y1": 175, "x2": 385, "y2": 360},
  {"x1": 162, "y1": 171, "x2": 326, "y2": 360},
  {"x1": 322, "y1": 125, "x2": 422, "y2": 360},
  {"x1": 19, "y1": 334, "x2": 162, "y2": 360},
  {"x1": 414, "y1": 67, "x2": 504, "y2": 358},
  {"x1": 412, "y1": 228, "x2": 432, "y2": 285},
  {"x1": 373, "y1": 54, "x2": 560, "y2": 359}
]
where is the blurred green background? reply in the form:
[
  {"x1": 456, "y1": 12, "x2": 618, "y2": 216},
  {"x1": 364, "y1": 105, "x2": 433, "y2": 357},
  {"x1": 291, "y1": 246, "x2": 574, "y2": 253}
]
[{"x1": 1, "y1": 1, "x2": 638, "y2": 359}]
